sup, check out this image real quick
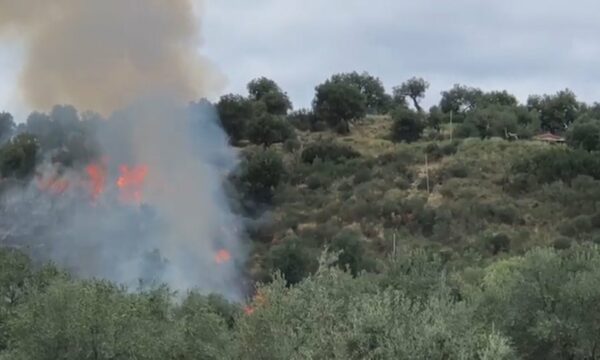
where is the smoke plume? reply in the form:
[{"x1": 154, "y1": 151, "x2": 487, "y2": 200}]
[{"x1": 0, "y1": 1, "x2": 245, "y2": 299}]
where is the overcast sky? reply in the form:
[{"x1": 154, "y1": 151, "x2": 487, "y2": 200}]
[{"x1": 2, "y1": 0, "x2": 600, "y2": 119}]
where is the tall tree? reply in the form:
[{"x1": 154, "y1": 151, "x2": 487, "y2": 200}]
[
  {"x1": 313, "y1": 80, "x2": 367, "y2": 134},
  {"x1": 527, "y1": 89, "x2": 580, "y2": 133},
  {"x1": 394, "y1": 77, "x2": 430, "y2": 112},
  {"x1": 216, "y1": 94, "x2": 253, "y2": 144},
  {"x1": 330, "y1": 72, "x2": 391, "y2": 114},
  {"x1": 247, "y1": 77, "x2": 292, "y2": 115}
]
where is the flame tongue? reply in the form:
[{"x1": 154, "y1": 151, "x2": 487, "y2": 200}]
[
  {"x1": 215, "y1": 249, "x2": 231, "y2": 264},
  {"x1": 117, "y1": 164, "x2": 148, "y2": 204},
  {"x1": 86, "y1": 163, "x2": 107, "y2": 201}
]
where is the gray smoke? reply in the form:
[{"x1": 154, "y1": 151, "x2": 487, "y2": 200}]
[{"x1": 0, "y1": 1, "x2": 245, "y2": 299}]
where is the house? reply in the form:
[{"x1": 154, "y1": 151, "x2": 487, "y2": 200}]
[{"x1": 532, "y1": 132, "x2": 565, "y2": 143}]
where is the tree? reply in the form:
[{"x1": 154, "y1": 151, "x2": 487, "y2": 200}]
[
  {"x1": 330, "y1": 72, "x2": 391, "y2": 114},
  {"x1": 216, "y1": 94, "x2": 253, "y2": 144},
  {"x1": 527, "y1": 89, "x2": 580, "y2": 133},
  {"x1": 239, "y1": 149, "x2": 285, "y2": 203},
  {"x1": 330, "y1": 230, "x2": 373, "y2": 276},
  {"x1": 567, "y1": 118, "x2": 600, "y2": 151},
  {"x1": 247, "y1": 112, "x2": 294, "y2": 147},
  {"x1": 0, "y1": 112, "x2": 15, "y2": 144},
  {"x1": 313, "y1": 80, "x2": 367, "y2": 133},
  {"x1": 0, "y1": 134, "x2": 39, "y2": 179},
  {"x1": 394, "y1": 77, "x2": 429, "y2": 112},
  {"x1": 247, "y1": 77, "x2": 292, "y2": 115},
  {"x1": 391, "y1": 107, "x2": 425, "y2": 143},
  {"x1": 440, "y1": 84, "x2": 484, "y2": 115},
  {"x1": 480, "y1": 90, "x2": 518, "y2": 107},
  {"x1": 459, "y1": 105, "x2": 519, "y2": 139},
  {"x1": 266, "y1": 236, "x2": 317, "y2": 285}
]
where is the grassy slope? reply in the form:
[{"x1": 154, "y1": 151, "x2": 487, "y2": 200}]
[{"x1": 248, "y1": 116, "x2": 579, "y2": 278}]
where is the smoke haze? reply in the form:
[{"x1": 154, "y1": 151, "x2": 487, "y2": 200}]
[{"x1": 0, "y1": 1, "x2": 244, "y2": 299}]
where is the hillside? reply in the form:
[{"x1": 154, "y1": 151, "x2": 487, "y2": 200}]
[{"x1": 243, "y1": 115, "x2": 584, "y2": 283}]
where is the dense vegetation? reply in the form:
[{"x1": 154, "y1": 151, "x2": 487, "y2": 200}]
[{"x1": 2, "y1": 71, "x2": 600, "y2": 358}]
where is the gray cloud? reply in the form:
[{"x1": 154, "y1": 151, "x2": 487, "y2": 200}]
[{"x1": 202, "y1": 0, "x2": 600, "y2": 109}]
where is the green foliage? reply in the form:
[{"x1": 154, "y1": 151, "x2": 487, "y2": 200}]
[
  {"x1": 511, "y1": 147, "x2": 600, "y2": 184},
  {"x1": 440, "y1": 84, "x2": 484, "y2": 115},
  {"x1": 266, "y1": 236, "x2": 317, "y2": 285},
  {"x1": 566, "y1": 117, "x2": 600, "y2": 151},
  {"x1": 239, "y1": 149, "x2": 285, "y2": 203},
  {"x1": 216, "y1": 94, "x2": 253, "y2": 144},
  {"x1": 313, "y1": 78, "x2": 367, "y2": 133},
  {"x1": 528, "y1": 89, "x2": 580, "y2": 133},
  {"x1": 0, "y1": 134, "x2": 39, "y2": 179},
  {"x1": 474, "y1": 245, "x2": 600, "y2": 359},
  {"x1": 0, "y1": 113, "x2": 15, "y2": 143},
  {"x1": 393, "y1": 77, "x2": 429, "y2": 112},
  {"x1": 287, "y1": 109, "x2": 321, "y2": 131},
  {"x1": 390, "y1": 107, "x2": 425, "y2": 143},
  {"x1": 330, "y1": 71, "x2": 391, "y2": 114},
  {"x1": 247, "y1": 77, "x2": 292, "y2": 115},
  {"x1": 301, "y1": 141, "x2": 360, "y2": 164},
  {"x1": 330, "y1": 230, "x2": 373, "y2": 276},
  {"x1": 246, "y1": 112, "x2": 294, "y2": 147}
]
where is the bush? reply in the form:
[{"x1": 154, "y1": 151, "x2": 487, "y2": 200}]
[
  {"x1": 484, "y1": 233, "x2": 511, "y2": 255},
  {"x1": 247, "y1": 77, "x2": 292, "y2": 115},
  {"x1": 216, "y1": 94, "x2": 253, "y2": 143},
  {"x1": 553, "y1": 236, "x2": 573, "y2": 250},
  {"x1": 239, "y1": 149, "x2": 285, "y2": 203},
  {"x1": 288, "y1": 109, "x2": 318, "y2": 131},
  {"x1": 558, "y1": 215, "x2": 593, "y2": 237},
  {"x1": 247, "y1": 112, "x2": 294, "y2": 147},
  {"x1": 313, "y1": 79, "x2": 367, "y2": 133},
  {"x1": 390, "y1": 107, "x2": 425, "y2": 143},
  {"x1": 441, "y1": 162, "x2": 469, "y2": 180},
  {"x1": 511, "y1": 147, "x2": 600, "y2": 184},
  {"x1": 353, "y1": 168, "x2": 372, "y2": 185},
  {"x1": 283, "y1": 138, "x2": 301, "y2": 153},
  {"x1": 306, "y1": 174, "x2": 330, "y2": 190},
  {"x1": 266, "y1": 236, "x2": 317, "y2": 285},
  {"x1": 331, "y1": 230, "x2": 373, "y2": 276},
  {"x1": 301, "y1": 142, "x2": 360, "y2": 164},
  {"x1": 566, "y1": 119, "x2": 600, "y2": 151},
  {"x1": 0, "y1": 134, "x2": 39, "y2": 179}
]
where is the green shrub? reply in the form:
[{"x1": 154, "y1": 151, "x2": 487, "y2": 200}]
[
  {"x1": 484, "y1": 233, "x2": 511, "y2": 255},
  {"x1": 247, "y1": 112, "x2": 295, "y2": 147},
  {"x1": 239, "y1": 149, "x2": 285, "y2": 203},
  {"x1": 301, "y1": 142, "x2": 360, "y2": 164},
  {"x1": 390, "y1": 108, "x2": 425, "y2": 143},
  {"x1": 283, "y1": 138, "x2": 301, "y2": 153},
  {"x1": 553, "y1": 236, "x2": 573, "y2": 250},
  {"x1": 331, "y1": 230, "x2": 373, "y2": 276},
  {"x1": 353, "y1": 168, "x2": 372, "y2": 185},
  {"x1": 266, "y1": 236, "x2": 317, "y2": 285}
]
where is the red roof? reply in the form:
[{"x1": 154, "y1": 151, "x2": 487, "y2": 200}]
[{"x1": 533, "y1": 132, "x2": 565, "y2": 142}]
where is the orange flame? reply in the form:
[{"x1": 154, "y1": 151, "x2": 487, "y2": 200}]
[
  {"x1": 244, "y1": 291, "x2": 267, "y2": 316},
  {"x1": 86, "y1": 163, "x2": 106, "y2": 201},
  {"x1": 243, "y1": 306, "x2": 255, "y2": 316},
  {"x1": 117, "y1": 164, "x2": 148, "y2": 204},
  {"x1": 214, "y1": 249, "x2": 231, "y2": 264}
]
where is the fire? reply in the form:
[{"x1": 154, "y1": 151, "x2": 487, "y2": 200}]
[
  {"x1": 117, "y1": 164, "x2": 148, "y2": 204},
  {"x1": 243, "y1": 306, "x2": 255, "y2": 316},
  {"x1": 214, "y1": 249, "x2": 231, "y2": 264},
  {"x1": 86, "y1": 163, "x2": 106, "y2": 201},
  {"x1": 244, "y1": 291, "x2": 267, "y2": 316}
]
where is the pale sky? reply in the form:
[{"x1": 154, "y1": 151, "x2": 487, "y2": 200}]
[{"x1": 3, "y1": 0, "x2": 600, "y2": 120}]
